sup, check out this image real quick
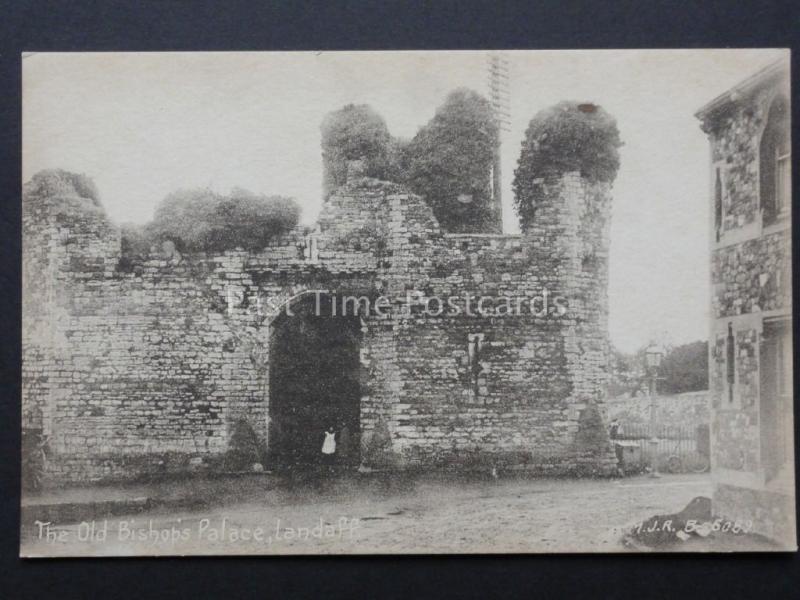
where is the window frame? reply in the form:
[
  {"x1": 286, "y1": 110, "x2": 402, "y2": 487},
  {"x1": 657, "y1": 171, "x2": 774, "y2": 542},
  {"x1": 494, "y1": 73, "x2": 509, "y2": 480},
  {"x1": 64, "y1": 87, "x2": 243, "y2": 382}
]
[
  {"x1": 774, "y1": 144, "x2": 791, "y2": 217},
  {"x1": 714, "y1": 165, "x2": 725, "y2": 242},
  {"x1": 759, "y1": 94, "x2": 791, "y2": 226}
]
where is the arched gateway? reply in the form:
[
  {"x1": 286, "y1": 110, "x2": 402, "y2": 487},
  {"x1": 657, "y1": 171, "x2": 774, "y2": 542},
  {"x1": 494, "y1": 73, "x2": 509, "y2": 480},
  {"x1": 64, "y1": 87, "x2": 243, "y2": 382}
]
[{"x1": 267, "y1": 293, "x2": 363, "y2": 468}]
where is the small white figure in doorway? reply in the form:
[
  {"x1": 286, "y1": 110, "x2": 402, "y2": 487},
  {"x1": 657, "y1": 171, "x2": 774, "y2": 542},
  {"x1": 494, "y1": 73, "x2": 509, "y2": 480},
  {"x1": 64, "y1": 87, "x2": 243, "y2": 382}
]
[{"x1": 321, "y1": 426, "x2": 336, "y2": 465}]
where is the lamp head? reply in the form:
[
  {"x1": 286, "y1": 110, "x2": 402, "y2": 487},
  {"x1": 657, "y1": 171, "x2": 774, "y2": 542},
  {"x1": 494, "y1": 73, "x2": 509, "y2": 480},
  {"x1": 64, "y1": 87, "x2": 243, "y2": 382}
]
[{"x1": 645, "y1": 343, "x2": 664, "y2": 369}]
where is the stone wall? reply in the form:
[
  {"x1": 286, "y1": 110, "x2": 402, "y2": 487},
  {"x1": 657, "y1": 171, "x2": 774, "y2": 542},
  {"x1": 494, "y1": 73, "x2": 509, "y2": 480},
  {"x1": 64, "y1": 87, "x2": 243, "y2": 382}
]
[
  {"x1": 698, "y1": 59, "x2": 794, "y2": 548},
  {"x1": 23, "y1": 169, "x2": 617, "y2": 483},
  {"x1": 702, "y1": 69, "x2": 792, "y2": 483},
  {"x1": 711, "y1": 230, "x2": 791, "y2": 317},
  {"x1": 706, "y1": 86, "x2": 776, "y2": 233},
  {"x1": 606, "y1": 391, "x2": 709, "y2": 431}
]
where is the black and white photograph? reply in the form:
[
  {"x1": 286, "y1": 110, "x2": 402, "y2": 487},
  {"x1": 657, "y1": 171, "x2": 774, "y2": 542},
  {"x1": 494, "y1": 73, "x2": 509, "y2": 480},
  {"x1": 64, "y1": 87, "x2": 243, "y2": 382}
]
[{"x1": 20, "y1": 49, "x2": 794, "y2": 555}]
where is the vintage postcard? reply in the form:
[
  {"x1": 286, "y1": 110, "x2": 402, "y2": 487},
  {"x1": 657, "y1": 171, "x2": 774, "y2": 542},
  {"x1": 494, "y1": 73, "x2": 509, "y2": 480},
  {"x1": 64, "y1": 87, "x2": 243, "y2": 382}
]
[{"x1": 20, "y1": 50, "x2": 794, "y2": 556}]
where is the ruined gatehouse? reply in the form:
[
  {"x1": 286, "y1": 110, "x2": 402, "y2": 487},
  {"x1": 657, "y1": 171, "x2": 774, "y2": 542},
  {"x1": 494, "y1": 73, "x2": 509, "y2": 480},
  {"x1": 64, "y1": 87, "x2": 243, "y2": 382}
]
[{"x1": 22, "y1": 165, "x2": 618, "y2": 483}]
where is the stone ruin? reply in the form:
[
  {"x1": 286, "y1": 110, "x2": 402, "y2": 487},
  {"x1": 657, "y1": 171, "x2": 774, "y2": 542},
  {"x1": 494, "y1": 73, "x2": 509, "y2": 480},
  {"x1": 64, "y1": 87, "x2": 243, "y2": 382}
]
[{"x1": 22, "y1": 166, "x2": 618, "y2": 483}]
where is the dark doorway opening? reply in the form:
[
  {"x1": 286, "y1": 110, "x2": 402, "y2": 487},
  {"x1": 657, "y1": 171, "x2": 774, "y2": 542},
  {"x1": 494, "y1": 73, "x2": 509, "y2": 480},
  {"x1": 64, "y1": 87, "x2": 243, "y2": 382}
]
[{"x1": 268, "y1": 294, "x2": 362, "y2": 469}]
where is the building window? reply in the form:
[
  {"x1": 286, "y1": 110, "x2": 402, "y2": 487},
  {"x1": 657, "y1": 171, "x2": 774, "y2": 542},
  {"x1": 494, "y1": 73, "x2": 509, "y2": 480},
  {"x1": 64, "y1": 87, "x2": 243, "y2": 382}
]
[
  {"x1": 776, "y1": 141, "x2": 791, "y2": 216},
  {"x1": 467, "y1": 333, "x2": 484, "y2": 369},
  {"x1": 714, "y1": 167, "x2": 724, "y2": 242},
  {"x1": 726, "y1": 323, "x2": 735, "y2": 403},
  {"x1": 760, "y1": 95, "x2": 791, "y2": 225},
  {"x1": 760, "y1": 320, "x2": 793, "y2": 482},
  {"x1": 467, "y1": 333, "x2": 485, "y2": 395}
]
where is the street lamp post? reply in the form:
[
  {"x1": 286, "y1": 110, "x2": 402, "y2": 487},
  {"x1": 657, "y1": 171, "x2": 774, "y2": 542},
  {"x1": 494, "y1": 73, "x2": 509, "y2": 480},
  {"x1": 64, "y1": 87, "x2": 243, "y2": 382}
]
[{"x1": 645, "y1": 344, "x2": 664, "y2": 477}]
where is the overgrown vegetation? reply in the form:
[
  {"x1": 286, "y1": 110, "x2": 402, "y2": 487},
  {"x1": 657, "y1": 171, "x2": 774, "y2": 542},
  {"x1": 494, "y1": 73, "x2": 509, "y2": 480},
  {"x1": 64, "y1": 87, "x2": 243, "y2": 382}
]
[
  {"x1": 513, "y1": 101, "x2": 622, "y2": 229},
  {"x1": 321, "y1": 89, "x2": 500, "y2": 233},
  {"x1": 608, "y1": 341, "x2": 708, "y2": 397},
  {"x1": 320, "y1": 104, "x2": 395, "y2": 198},
  {"x1": 658, "y1": 341, "x2": 709, "y2": 395},
  {"x1": 120, "y1": 188, "x2": 300, "y2": 262},
  {"x1": 148, "y1": 188, "x2": 299, "y2": 253},
  {"x1": 25, "y1": 169, "x2": 102, "y2": 206},
  {"x1": 402, "y1": 88, "x2": 500, "y2": 233},
  {"x1": 24, "y1": 169, "x2": 105, "y2": 219}
]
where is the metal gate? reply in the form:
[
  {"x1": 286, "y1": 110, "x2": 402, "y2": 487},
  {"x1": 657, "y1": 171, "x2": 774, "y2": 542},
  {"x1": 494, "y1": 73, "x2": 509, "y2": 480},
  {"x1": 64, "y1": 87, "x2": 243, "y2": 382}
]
[{"x1": 613, "y1": 423, "x2": 710, "y2": 473}]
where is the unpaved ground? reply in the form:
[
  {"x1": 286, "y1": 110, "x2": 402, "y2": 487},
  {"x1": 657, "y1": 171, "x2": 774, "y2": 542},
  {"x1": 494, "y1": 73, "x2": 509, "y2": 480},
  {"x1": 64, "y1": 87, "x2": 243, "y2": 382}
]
[{"x1": 22, "y1": 473, "x2": 714, "y2": 556}]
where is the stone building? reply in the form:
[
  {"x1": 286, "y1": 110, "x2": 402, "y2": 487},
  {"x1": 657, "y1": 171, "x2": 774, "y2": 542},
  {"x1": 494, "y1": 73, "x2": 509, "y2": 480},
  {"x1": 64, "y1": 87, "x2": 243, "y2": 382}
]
[
  {"x1": 696, "y1": 56, "x2": 795, "y2": 548},
  {"x1": 22, "y1": 164, "x2": 618, "y2": 484}
]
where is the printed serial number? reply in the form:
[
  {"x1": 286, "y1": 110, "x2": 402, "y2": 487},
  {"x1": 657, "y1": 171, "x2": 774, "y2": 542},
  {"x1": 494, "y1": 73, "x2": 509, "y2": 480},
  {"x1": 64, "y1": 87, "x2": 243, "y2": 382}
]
[{"x1": 632, "y1": 518, "x2": 754, "y2": 535}]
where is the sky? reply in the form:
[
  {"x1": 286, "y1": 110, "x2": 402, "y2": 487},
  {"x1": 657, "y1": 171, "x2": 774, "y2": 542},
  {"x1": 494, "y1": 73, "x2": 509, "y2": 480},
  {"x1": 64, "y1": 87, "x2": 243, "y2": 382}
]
[{"x1": 22, "y1": 49, "x2": 787, "y2": 352}]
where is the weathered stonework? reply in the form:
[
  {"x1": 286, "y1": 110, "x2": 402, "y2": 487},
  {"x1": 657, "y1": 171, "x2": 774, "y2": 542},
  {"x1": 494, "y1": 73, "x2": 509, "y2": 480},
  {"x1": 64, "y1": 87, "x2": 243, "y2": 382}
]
[
  {"x1": 23, "y1": 168, "x2": 618, "y2": 483},
  {"x1": 706, "y1": 87, "x2": 772, "y2": 232},
  {"x1": 697, "y1": 57, "x2": 795, "y2": 549},
  {"x1": 711, "y1": 231, "x2": 791, "y2": 317},
  {"x1": 606, "y1": 391, "x2": 710, "y2": 431}
]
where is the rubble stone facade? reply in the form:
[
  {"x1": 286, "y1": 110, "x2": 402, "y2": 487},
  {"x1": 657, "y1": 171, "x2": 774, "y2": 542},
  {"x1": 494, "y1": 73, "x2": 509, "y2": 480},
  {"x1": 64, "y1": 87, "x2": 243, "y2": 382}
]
[
  {"x1": 606, "y1": 391, "x2": 710, "y2": 432},
  {"x1": 697, "y1": 57, "x2": 795, "y2": 548},
  {"x1": 23, "y1": 168, "x2": 618, "y2": 483}
]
